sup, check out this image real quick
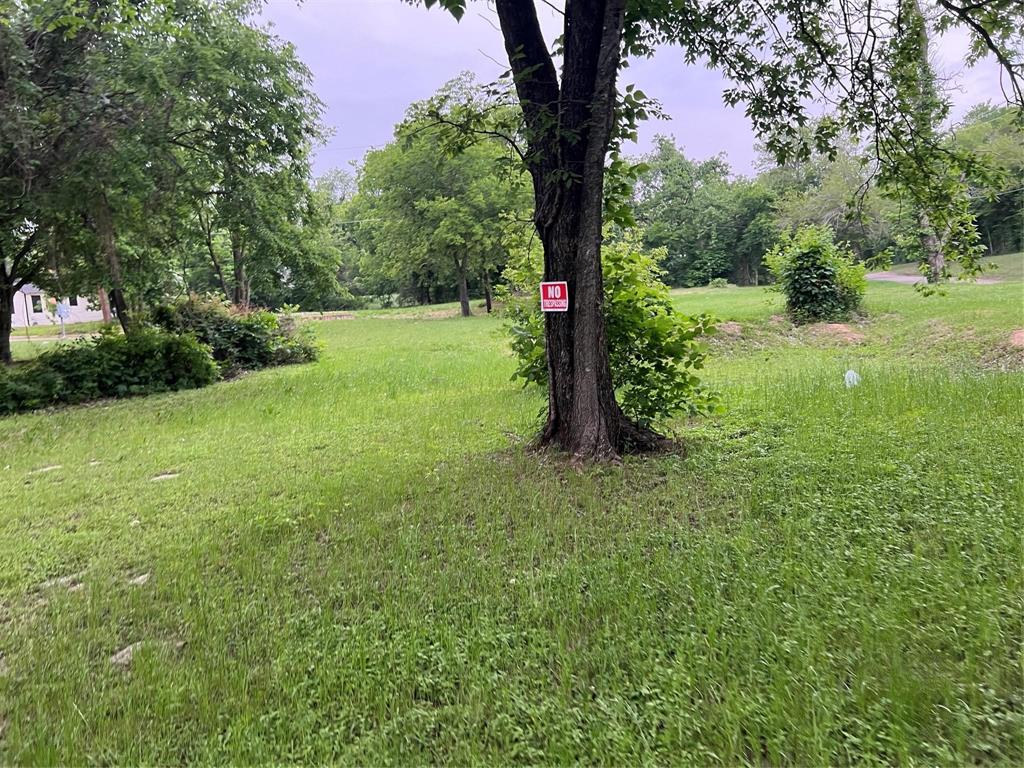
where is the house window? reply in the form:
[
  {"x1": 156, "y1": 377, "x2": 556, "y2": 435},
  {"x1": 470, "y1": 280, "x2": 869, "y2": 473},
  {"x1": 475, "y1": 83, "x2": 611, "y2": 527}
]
[
  {"x1": 31, "y1": 295, "x2": 43, "y2": 313},
  {"x1": 68, "y1": 296, "x2": 79, "y2": 307}
]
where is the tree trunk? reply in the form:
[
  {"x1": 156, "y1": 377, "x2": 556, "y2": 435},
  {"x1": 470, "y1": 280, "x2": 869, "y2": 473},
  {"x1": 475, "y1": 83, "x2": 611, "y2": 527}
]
[
  {"x1": 200, "y1": 210, "x2": 231, "y2": 299},
  {"x1": 456, "y1": 256, "x2": 472, "y2": 317},
  {"x1": 230, "y1": 231, "x2": 250, "y2": 310},
  {"x1": 483, "y1": 272, "x2": 493, "y2": 313},
  {"x1": 93, "y1": 195, "x2": 132, "y2": 334},
  {"x1": 919, "y1": 210, "x2": 944, "y2": 283},
  {"x1": 497, "y1": 0, "x2": 659, "y2": 461},
  {"x1": 98, "y1": 288, "x2": 112, "y2": 323},
  {"x1": 0, "y1": 281, "x2": 13, "y2": 365}
]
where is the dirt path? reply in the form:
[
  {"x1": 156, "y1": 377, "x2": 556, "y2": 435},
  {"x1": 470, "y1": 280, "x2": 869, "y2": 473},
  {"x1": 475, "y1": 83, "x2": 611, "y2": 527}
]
[{"x1": 866, "y1": 271, "x2": 1001, "y2": 285}]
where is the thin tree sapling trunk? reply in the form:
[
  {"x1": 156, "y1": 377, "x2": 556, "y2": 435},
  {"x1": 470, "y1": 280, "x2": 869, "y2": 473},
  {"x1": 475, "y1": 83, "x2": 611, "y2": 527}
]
[
  {"x1": 230, "y1": 231, "x2": 250, "y2": 310},
  {"x1": 456, "y1": 256, "x2": 472, "y2": 317},
  {"x1": 98, "y1": 288, "x2": 112, "y2": 323},
  {"x1": 0, "y1": 281, "x2": 14, "y2": 365},
  {"x1": 199, "y1": 210, "x2": 231, "y2": 299},
  {"x1": 93, "y1": 195, "x2": 132, "y2": 334}
]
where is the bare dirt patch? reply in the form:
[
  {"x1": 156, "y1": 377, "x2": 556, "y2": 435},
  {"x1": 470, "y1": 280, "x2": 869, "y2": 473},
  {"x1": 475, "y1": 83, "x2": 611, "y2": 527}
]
[
  {"x1": 110, "y1": 639, "x2": 185, "y2": 669},
  {"x1": 39, "y1": 573, "x2": 84, "y2": 592},
  {"x1": 717, "y1": 321, "x2": 743, "y2": 337},
  {"x1": 808, "y1": 323, "x2": 867, "y2": 343},
  {"x1": 1010, "y1": 329, "x2": 1024, "y2": 348}
]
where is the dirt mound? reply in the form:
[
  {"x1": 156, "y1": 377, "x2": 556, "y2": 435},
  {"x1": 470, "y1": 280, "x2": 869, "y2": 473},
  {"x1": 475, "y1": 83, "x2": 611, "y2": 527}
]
[
  {"x1": 809, "y1": 323, "x2": 866, "y2": 343},
  {"x1": 1010, "y1": 329, "x2": 1024, "y2": 348},
  {"x1": 717, "y1": 321, "x2": 742, "y2": 337}
]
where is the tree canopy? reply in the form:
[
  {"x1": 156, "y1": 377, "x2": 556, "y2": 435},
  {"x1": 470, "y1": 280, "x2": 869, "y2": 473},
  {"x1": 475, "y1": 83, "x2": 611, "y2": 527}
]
[{"x1": 0, "y1": 0, "x2": 330, "y2": 361}]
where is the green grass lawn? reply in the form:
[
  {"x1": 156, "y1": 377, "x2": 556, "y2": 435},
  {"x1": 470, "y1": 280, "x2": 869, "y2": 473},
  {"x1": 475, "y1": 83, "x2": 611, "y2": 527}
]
[
  {"x1": 12, "y1": 320, "x2": 111, "y2": 339},
  {"x1": 1, "y1": 282, "x2": 1022, "y2": 764},
  {"x1": 8, "y1": 321, "x2": 111, "y2": 361}
]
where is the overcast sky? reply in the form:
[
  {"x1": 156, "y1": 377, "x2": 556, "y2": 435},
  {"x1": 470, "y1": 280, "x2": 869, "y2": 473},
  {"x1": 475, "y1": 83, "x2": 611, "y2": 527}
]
[{"x1": 261, "y1": 0, "x2": 1008, "y2": 178}]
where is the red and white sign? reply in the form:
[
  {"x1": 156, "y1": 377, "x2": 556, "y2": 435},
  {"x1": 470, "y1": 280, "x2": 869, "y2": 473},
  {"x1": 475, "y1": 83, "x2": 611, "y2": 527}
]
[{"x1": 540, "y1": 281, "x2": 569, "y2": 312}]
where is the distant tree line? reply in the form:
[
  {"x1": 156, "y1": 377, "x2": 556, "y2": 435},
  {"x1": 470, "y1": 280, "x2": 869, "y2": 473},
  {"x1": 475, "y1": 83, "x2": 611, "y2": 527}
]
[
  {"x1": 328, "y1": 99, "x2": 1021, "y2": 303},
  {"x1": 631, "y1": 104, "x2": 1022, "y2": 288}
]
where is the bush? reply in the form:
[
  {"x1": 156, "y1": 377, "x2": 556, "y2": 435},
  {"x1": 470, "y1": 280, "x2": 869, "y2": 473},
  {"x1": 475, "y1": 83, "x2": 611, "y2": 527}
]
[
  {"x1": 501, "y1": 230, "x2": 716, "y2": 429},
  {"x1": 0, "y1": 327, "x2": 218, "y2": 415},
  {"x1": 152, "y1": 296, "x2": 320, "y2": 375},
  {"x1": 708, "y1": 277, "x2": 730, "y2": 289},
  {"x1": 765, "y1": 225, "x2": 866, "y2": 322}
]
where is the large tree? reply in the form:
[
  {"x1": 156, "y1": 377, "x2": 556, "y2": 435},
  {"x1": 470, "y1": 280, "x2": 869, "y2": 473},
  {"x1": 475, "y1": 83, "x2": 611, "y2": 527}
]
[
  {"x1": 354, "y1": 90, "x2": 530, "y2": 315},
  {"x1": 0, "y1": 0, "x2": 325, "y2": 359},
  {"x1": 418, "y1": 0, "x2": 1022, "y2": 460},
  {"x1": 0, "y1": 0, "x2": 104, "y2": 362}
]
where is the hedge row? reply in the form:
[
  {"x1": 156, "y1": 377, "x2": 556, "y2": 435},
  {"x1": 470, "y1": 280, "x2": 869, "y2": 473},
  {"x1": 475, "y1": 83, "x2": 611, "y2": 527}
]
[{"x1": 2, "y1": 297, "x2": 321, "y2": 416}]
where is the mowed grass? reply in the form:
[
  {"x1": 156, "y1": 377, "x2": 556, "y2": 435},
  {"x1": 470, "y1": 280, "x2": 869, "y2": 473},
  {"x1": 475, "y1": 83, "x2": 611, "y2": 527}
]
[
  {"x1": 8, "y1": 321, "x2": 112, "y2": 361},
  {"x1": 1, "y1": 282, "x2": 1022, "y2": 764}
]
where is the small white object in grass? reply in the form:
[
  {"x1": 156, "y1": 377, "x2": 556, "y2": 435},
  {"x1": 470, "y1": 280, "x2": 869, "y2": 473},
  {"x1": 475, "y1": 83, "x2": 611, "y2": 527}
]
[
  {"x1": 151, "y1": 472, "x2": 180, "y2": 482},
  {"x1": 844, "y1": 369, "x2": 861, "y2": 388}
]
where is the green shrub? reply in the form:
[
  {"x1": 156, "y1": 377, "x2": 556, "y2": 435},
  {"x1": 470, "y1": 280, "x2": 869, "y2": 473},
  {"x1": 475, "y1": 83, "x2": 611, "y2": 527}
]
[
  {"x1": 765, "y1": 225, "x2": 866, "y2": 322},
  {"x1": 0, "y1": 328, "x2": 218, "y2": 415},
  {"x1": 501, "y1": 230, "x2": 716, "y2": 428},
  {"x1": 151, "y1": 296, "x2": 320, "y2": 375},
  {"x1": 708, "y1": 277, "x2": 730, "y2": 289}
]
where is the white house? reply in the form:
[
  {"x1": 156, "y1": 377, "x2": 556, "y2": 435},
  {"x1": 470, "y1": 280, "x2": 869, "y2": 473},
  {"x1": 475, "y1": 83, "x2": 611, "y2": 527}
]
[{"x1": 11, "y1": 284, "x2": 106, "y2": 329}]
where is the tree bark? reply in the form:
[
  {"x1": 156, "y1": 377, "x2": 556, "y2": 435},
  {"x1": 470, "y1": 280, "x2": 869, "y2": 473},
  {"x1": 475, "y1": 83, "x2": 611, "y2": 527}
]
[
  {"x1": 93, "y1": 195, "x2": 132, "y2": 334},
  {"x1": 98, "y1": 288, "x2": 112, "y2": 323},
  {"x1": 483, "y1": 271, "x2": 493, "y2": 313},
  {"x1": 0, "y1": 282, "x2": 13, "y2": 365},
  {"x1": 496, "y1": 0, "x2": 658, "y2": 461},
  {"x1": 456, "y1": 255, "x2": 472, "y2": 317},
  {"x1": 230, "y1": 231, "x2": 250, "y2": 309}
]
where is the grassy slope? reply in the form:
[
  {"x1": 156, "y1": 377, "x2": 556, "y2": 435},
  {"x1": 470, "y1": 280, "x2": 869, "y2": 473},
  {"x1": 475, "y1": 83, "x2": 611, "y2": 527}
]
[
  {"x1": 1, "y1": 282, "x2": 1022, "y2": 764},
  {"x1": 885, "y1": 251, "x2": 1024, "y2": 281}
]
